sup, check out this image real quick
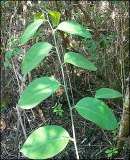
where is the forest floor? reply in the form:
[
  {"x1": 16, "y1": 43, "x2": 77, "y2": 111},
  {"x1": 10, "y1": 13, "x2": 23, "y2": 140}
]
[{"x1": 1, "y1": 64, "x2": 129, "y2": 160}]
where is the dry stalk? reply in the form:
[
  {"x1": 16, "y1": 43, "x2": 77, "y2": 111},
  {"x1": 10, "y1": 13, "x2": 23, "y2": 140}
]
[
  {"x1": 116, "y1": 85, "x2": 129, "y2": 152},
  {"x1": 11, "y1": 59, "x2": 27, "y2": 139},
  {"x1": 7, "y1": 1, "x2": 27, "y2": 139}
]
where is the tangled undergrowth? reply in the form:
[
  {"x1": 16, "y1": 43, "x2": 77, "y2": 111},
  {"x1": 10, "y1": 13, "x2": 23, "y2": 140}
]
[{"x1": 1, "y1": 1, "x2": 129, "y2": 159}]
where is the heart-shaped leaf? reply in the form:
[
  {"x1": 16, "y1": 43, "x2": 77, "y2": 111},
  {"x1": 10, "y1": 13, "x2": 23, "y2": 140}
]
[
  {"x1": 64, "y1": 52, "x2": 97, "y2": 71},
  {"x1": 95, "y1": 88, "x2": 123, "y2": 99},
  {"x1": 75, "y1": 97, "x2": 118, "y2": 130},
  {"x1": 48, "y1": 11, "x2": 61, "y2": 27},
  {"x1": 57, "y1": 21, "x2": 92, "y2": 38},
  {"x1": 20, "y1": 19, "x2": 44, "y2": 45},
  {"x1": 22, "y1": 42, "x2": 52, "y2": 75},
  {"x1": 18, "y1": 77, "x2": 60, "y2": 109},
  {"x1": 20, "y1": 125, "x2": 70, "y2": 159}
]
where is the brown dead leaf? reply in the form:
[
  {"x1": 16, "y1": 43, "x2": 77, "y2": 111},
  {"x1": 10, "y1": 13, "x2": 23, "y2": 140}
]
[{"x1": 0, "y1": 119, "x2": 6, "y2": 133}]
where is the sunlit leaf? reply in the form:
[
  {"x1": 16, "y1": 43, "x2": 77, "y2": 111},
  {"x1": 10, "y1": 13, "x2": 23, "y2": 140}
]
[
  {"x1": 34, "y1": 13, "x2": 45, "y2": 20},
  {"x1": 57, "y1": 21, "x2": 92, "y2": 38},
  {"x1": 22, "y1": 42, "x2": 52, "y2": 74},
  {"x1": 108, "y1": 153, "x2": 113, "y2": 157},
  {"x1": 18, "y1": 77, "x2": 60, "y2": 109},
  {"x1": 20, "y1": 19, "x2": 44, "y2": 45},
  {"x1": 64, "y1": 52, "x2": 97, "y2": 71},
  {"x1": 95, "y1": 88, "x2": 123, "y2": 99},
  {"x1": 20, "y1": 125, "x2": 70, "y2": 159},
  {"x1": 75, "y1": 97, "x2": 118, "y2": 130},
  {"x1": 105, "y1": 150, "x2": 112, "y2": 154},
  {"x1": 48, "y1": 11, "x2": 61, "y2": 26}
]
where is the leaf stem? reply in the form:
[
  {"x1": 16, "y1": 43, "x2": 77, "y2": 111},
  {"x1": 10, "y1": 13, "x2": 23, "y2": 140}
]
[
  {"x1": 47, "y1": 15, "x2": 79, "y2": 159},
  {"x1": 53, "y1": 31, "x2": 79, "y2": 160}
]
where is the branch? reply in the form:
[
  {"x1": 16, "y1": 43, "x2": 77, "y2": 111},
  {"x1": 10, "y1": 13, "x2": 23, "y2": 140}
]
[
  {"x1": 11, "y1": 59, "x2": 27, "y2": 139},
  {"x1": 116, "y1": 85, "x2": 129, "y2": 152},
  {"x1": 77, "y1": 2, "x2": 100, "y2": 40},
  {"x1": 97, "y1": 11, "x2": 112, "y2": 29}
]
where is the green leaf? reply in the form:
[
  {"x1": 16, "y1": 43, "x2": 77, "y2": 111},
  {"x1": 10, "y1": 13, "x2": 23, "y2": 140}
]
[
  {"x1": 114, "y1": 151, "x2": 118, "y2": 154},
  {"x1": 113, "y1": 136, "x2": 118, "y2": 141},
  {"x1": 13, "y1": 51, "x2": 18, "y2": 58},
  {"x1": 75, "y1": 97, "x2": 118, "y2": 130},
  {"x1": 20, "y1": 125, "x2": 70, "y2": 159},
  {"x1": 101, "y1": 34, "x2": 110, "y2": 47},
  {"x1": 5, "y1": 50, "x2": 13, "y2": 61},
  {"x1": 22, "y1": 42, "x2": 52, "y2": 74},
  {"x1": 15, "y1": 48, "x2": 23, "y2": 54},
  {"x1": 57, "y1": 21, "x2": 92, "y2": 38},
  {"x1": 20, "y1": 19, "x2": 44, "y2": 45},
  {"x1": 107, "y1": 153, "x2": 113, "y2": 157},
  {"x1": 113, "y1": 147, "x2": 118, "y2": 151},
  {"x1": 18, "y1": 77, "x2": 60, "y2": 109},
  {"x1": 48, "y1": 11, "x2": 61, "y2": 27},
  {"x1": 105, "y1": 150, "x2": 112, "y2": 154},
  {"x1": 95, "y1": 88, "x2": 123, "y2": 99},
  {"x1": 88, "y1": 41, "x2": 99, "y2": 53},
  {"x1": 34, "y1": 13, "x2": 45, "y2": 20},
  {"x1": 64, "y1": 52, "x2": 97, "y2": 71},
  {"x1": 4, "y1": 62, "x2": 12, "y2": 69}
]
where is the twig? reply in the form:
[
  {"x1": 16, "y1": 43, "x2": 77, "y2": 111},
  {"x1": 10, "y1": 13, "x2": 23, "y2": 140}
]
[
  {"x1": 102, "y1": 129, "x2": 112, "y2": 145},
  {"x1": 97, "y1": 11, "x2": 112, "y2": 29},
  {"x1": 8, "y1": 1, "x2": 18, "y2": 41},
  {"x1": 116, "y1": 85, "x2": 129, "y2": 152},
  {"x1": 77, "y1": 2, "x2": 100, "y2": 40},
  {"x1": 95, "y1": 147, "x2": 108, "y2": 156},
  {"x1": 22, "y1": 1, "x2": 32, "y2": 83},
  {"x1": 8, "y1": 1, "x2": 27, "y2": 139},
  {"x1": 11, "y1": 59, "x2": 27, "y2": 139},
  {"x1": 22, "y1": 1, "x2": 27, "y2": 54}
]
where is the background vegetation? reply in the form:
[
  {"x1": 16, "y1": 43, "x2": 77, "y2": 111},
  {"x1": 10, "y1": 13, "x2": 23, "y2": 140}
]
[{"x1": 1, "y1": 1, "x2": 129, "y2": 159}]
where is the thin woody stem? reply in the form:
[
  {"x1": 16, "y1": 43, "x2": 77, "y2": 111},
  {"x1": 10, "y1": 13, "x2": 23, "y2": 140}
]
[{"x1": 46, "y1": 15, "x2": 79, "y2": 159}]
